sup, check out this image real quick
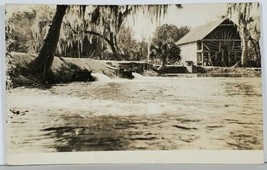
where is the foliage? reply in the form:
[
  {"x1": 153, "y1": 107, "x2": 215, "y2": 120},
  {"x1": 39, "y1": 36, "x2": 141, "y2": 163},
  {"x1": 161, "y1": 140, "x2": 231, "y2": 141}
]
[
  {"x1": 56, "y1": 5, "x2": 182, "y2": 59},
  {"x1": 227, "y1": 2, "x2": 261, "y2": 67},
  {"x1": 247, "y1": 15, "x2": 261, "y2": 67},
  {"x1": 31, "y1": 5, "x2": 68, "y2": 82},
  {"x1": 150, "y1": 39, "x2": 181, "y2": 69},
  {"x1": 8, "y1": 5, "x2": 182, "y2": 60},
  {"x1": 7, "y1": 4, "x2": 182, "y2": 82},
  {"x1": 6, "y1": 5, "x2": 55, "y2": 54},
  {"x1": 7, "y1": 10, "x2": 36, "y2": 53},
  {"x1": 149, "y1": 24, "x2": 187, "y2": 67},
  {"x1": 5, "y1": 17, "x2": 16, "y2": 90},
  {"x1": 152, "y1": 24, "x2": 189, "y2": 42},
  {"x1": 117, "y1": 26, "x2": 148, "y2": 61},
  {"x1": 31, "y1": 6, "x2": 55, "y2": 53}
]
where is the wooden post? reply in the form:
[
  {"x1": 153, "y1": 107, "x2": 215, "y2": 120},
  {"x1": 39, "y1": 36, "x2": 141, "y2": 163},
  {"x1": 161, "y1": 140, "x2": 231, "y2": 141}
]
[
  {"x1": 78, "y1": 41, "x2": 81, "y2": 58},
  {"x1": 208, "y1": 52, "x2": 213, "y2": 66},
  {"x1": 201, "y1": 41, "x2": 204, "y2": 65},
  {"x1": 215, "y1": 52, "x2": 218, "y2": 66}
]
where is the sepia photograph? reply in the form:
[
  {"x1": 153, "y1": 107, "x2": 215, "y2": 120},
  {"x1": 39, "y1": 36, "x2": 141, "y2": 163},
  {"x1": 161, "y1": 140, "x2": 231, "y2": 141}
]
[{"x1": 5, "y1": 2, "x2": 263, "y2": 164}]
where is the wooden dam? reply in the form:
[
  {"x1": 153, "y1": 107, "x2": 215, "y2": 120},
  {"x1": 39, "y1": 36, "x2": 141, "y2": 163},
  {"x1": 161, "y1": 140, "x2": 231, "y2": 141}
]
[{"x1": 100, "y1": 60, "x2": 199, "y2": 78}]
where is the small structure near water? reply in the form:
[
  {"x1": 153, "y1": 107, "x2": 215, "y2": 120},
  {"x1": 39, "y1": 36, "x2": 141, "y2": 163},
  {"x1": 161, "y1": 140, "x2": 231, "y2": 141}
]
[
  {"x1": 101, "y1": 60, "x2": 209, "y2": 78},
  {"x1": 102, "y1": 60, "x2": 150, "y2": 78},
  {"x1": 102, "y1": 60, "x2": 207, "y2": 77},
  {"x1": 154, "y1": 65, "x2": 188, "y2": 73}
]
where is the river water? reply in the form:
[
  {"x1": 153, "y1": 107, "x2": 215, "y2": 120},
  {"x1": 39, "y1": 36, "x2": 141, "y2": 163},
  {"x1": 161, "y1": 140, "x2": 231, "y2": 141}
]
[{"x1": 7, "y1": 74, "x2": 263, "y2": 154}]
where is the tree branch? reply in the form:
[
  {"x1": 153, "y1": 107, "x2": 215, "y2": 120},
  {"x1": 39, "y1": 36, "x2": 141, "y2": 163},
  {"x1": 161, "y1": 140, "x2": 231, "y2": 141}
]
[
  {"x1": 122, "y1": 5, "x2": 133, "y2": 17},
  {"x1": 83, "y1": 30, "x2": 112, "y2": 45},
  {"x1": 63, "y1": 22, "x2": 79, "y2": 34}
]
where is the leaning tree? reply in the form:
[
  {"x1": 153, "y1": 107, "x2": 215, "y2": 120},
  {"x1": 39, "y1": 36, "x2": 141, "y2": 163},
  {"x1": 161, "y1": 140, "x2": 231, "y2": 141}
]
[
  {"x1": 31, "y1": 5, "x2": 68, "y2": 82},
  {"x1": 31, "y1": 4, "x2": 182, "y2": 82}
]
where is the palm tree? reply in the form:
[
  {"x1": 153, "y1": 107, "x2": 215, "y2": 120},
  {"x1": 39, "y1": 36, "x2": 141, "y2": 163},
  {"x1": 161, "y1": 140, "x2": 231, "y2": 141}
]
[{"x1": 150, "y1": 39, "x2": 181, "y2": 70}]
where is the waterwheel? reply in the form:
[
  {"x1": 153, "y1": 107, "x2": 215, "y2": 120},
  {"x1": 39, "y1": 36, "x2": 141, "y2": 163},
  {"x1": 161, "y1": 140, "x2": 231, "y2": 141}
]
[{"x1": 203, "y1": 27, "x2": 241, "y2": 67}]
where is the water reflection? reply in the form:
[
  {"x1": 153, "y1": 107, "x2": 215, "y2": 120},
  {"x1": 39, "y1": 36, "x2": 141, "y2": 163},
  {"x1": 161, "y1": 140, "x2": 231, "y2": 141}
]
[
  {"x1": 42, "y1": 115, "x2": 161, "y2": 151},
  {"x1": 7, "y1": 76, "x2": 263, "y2": 153},
  {"x1": 41, "y1": 114, "x2": 204, "y2": 151}
]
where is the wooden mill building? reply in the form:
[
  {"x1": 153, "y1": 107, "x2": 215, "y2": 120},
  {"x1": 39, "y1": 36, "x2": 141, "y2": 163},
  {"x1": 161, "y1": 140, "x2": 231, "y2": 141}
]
[{"x1": 176, "y1": 18, "x2": 242, "y2": 67}]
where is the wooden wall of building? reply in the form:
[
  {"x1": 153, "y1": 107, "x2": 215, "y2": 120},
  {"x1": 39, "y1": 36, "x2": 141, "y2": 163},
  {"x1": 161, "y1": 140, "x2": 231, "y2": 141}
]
[{"x1": 179, "y1": 42, "x2": 198, "y2": 65}]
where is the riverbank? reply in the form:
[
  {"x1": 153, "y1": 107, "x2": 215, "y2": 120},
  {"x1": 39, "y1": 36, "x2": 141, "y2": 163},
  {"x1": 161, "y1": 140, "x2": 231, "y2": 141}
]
[
  {"x1": 203, "y1": 66, "x2": 261, "y2": 77},
  {"x1": 6, "y1": 54, "x2": 263, "y2": 152},
  {"x1": 8, "y1": 52, "x2": 261, "y2": 87},
  {"x1": 8, "y1": 52, "x2": 116, "y2": 87}
]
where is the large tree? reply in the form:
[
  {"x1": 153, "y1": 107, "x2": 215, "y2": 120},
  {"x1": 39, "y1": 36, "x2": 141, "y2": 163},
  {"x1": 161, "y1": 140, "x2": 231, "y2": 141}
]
[
  {"x1": 59, "y1": 5, "x2": 181, "y2": 60},
  {"x1": 31, "y1": 5, "x2": 68, "y2": 82},
  {"x1": 31, "y1": 4, "x2": 182, "y2": 82},
  {"x1": 59, "y1": 5, "x2": 125, "y2": 60},
  {"x1": 227, "y1": 2, "x2": 260, "y2": 67},
  {"x1": 152, "y1": 24, "x2": 189, "y2": 42},
  {"x1": 31, "y1": 5, "x2": 55, "y2": 53},
  {"x1": 117, "y1": 26, "x2": 148, "y2": 61},
  {"x1": 247, "y1": 15, "x2": 261, "y2": 67}
]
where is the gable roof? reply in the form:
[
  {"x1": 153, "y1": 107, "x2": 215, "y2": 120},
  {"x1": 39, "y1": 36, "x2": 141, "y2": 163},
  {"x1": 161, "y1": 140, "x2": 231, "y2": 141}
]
[{"x1": 176, "y1": 18, "x2": 228, "y2": 45}]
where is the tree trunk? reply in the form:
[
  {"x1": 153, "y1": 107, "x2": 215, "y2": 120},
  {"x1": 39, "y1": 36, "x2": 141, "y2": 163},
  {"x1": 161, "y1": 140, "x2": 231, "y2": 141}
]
[
  {"x1": 241, "y1": 38, "x2": 248, "y2": 67},
  {"x1": 158, "y1": 55, "x2": 167, "y2": 71},
  {"x1": 78, "y1": 40, "x2": 81, "y2": 58},
  {"x1": 255, "y1": 41, "x2": 261, "y2": 67},
  {"x1": 241, "y1": 27, "x2": 248, "y2": 67},
  {"x1": 147, "y1": 41, "x2": 151, "y2": 62},
  {"x1": 251, "y1": 40, "x2": 261, "y2": 67},
  {"x1": 31, "y1": 5, "x2": 68, "y2": 82},
  {"x1": 114, "y1": 36, "x2": 120, "y2": 55},
  {"x1": 109, "y1": 33, "x2": 121, "y2": 60}
]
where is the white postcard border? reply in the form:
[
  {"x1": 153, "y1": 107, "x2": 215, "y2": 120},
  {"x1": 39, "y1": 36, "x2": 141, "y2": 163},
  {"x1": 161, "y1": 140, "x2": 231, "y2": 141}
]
[{"x1": 1, "y1": 0, "x2": 267, "y2": 165}]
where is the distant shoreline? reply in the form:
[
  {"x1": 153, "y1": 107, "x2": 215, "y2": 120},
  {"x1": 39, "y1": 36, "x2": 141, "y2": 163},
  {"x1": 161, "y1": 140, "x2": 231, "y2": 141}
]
[{"x1": 7, "y1": 52, "x2": 262, "y2": 88}]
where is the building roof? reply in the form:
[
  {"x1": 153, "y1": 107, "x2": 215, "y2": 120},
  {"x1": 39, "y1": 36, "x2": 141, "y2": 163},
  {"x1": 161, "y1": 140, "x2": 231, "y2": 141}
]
[{"x1": 176, "y1": 18, "x2": 228, "y2": 45}]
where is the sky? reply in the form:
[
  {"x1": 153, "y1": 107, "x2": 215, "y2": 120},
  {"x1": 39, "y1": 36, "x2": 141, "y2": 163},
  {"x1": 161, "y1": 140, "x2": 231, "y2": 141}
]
[
  {"x1": 5, "y1": 3, "x2": 260, "y2": 42},
  {"x1": 127, "y1": 3, "x2": 228, "y2": 41}
]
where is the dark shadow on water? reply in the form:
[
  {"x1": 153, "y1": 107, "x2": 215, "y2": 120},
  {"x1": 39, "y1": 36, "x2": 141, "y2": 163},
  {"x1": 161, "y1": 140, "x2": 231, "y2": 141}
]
[
  {"x1": 42, "y1": 127, "x2": 130, "y2": 152},
  {"x1": 40, "y1": 114, "x2": 180, "y2": 152},
  {"x1": 41, "y1": 115, "x2": 145, "y2": 152},
  {"x1": 224, "y1": 82, "x2": 256, "y2": 96}
]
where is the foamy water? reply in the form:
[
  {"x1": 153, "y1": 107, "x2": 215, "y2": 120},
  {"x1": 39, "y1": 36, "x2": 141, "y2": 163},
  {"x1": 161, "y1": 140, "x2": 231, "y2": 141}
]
[
  {"x1": 132, "y1": 72, "x2": 144, "y2": 79},
  {"x1": 7, "y1": 76, "x2": 263, "y2": 153},
  {"x1": 91, "y1": 73, "x2": 112, "y2": 81}
]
